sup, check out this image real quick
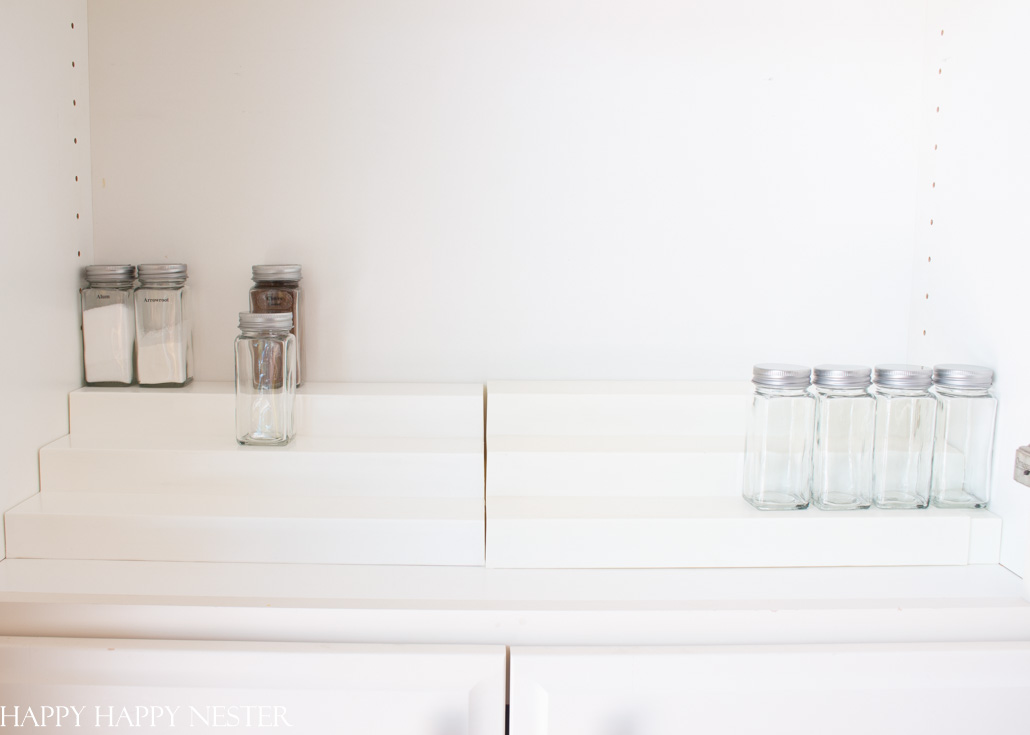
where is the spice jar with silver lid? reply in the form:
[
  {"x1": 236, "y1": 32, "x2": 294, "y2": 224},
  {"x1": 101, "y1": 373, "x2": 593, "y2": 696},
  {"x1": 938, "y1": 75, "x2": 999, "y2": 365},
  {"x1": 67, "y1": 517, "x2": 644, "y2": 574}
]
[
  {"x1": 930, "y1": 364, "x2": 997, "y2": 509},
  {"x1": 812, "y1": 364, "x2": 874, "y2": 510},
  {"x1": 81, "y1": 264, "x2": 137, "y2": 385},
  {"x1": 250, "y1": 265, "x2": 303, "y2": 386},
  {"x1": 742, "y1": 363, "x2": 815, "y2": 511},
  {"x1": 134, "y1": 263, "x2": 193, "y2": 386},
  {"x1": 235, "y1": 312, "x2": 297, "y2": 446},
  {"x1": 871, "y1": 364, "x2": 936, "y2": 509}
]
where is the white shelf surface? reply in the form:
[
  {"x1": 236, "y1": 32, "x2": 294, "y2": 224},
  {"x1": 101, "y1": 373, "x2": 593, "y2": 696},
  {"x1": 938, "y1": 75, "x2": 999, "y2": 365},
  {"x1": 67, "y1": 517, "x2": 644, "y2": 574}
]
[
  {"x1": 5, "y1": 492, "x2": 484, "y2": 566},
  {"x1": 70, "y1": 382, "x2": 485, "y2": 440},
  {"x1": 487, "y1": 496, "x2": 1001, "y2": 568},
  {"x1": 487, "y1": 382, "x2": 747, "y2": 502},
  {"x1": 40, "y1": 434, "x2": 484, "y2": 497},
  {"x1": 486, "y1": 381, "x2": 749, "y2": 437},
  {"x1": 52, "y1": 382, "x2": 485, "y2": 497},
  {"x1": 488, "y1": 436, "x2": 742, "y2": 496},
  {"x1": 0, "y1": 559, "x2": 1026, "y2": 646}
]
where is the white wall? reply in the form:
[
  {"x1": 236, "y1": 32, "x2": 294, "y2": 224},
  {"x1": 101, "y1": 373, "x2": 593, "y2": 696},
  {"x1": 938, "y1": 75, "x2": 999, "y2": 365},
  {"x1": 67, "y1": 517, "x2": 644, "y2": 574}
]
[
  {"x1": 907, "y1": 0, "x2": 1030, "y2": 575},
  {"x1": 0, "y1": 1, "x2": 94, "y2": 554},
  {"x1": 88, "y1": 0, "x2": 925, "y2": 383}
]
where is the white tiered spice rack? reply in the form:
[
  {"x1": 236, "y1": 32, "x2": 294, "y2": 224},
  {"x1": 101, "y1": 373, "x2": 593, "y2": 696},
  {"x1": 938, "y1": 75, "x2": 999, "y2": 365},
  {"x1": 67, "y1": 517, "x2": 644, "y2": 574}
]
[
  {"x1": 485, "y1": 381, "x2": 1002, "y2": 568},
  {"x1": 5, "y1": 383, "x2": 486, "y2": 566},
  {"x1": 2, "y1": 380, "x2": 1002, "y2": 569}
]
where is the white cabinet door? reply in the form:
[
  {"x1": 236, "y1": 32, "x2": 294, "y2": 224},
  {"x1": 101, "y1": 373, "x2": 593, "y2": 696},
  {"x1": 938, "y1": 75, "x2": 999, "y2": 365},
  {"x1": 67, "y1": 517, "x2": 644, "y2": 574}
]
[
  {"x1": 0, "y1": 637, "x2": 505, "y2": 734},
  {"x1": 510, "y1": 643, "x2": 1030, "y2": 735}
]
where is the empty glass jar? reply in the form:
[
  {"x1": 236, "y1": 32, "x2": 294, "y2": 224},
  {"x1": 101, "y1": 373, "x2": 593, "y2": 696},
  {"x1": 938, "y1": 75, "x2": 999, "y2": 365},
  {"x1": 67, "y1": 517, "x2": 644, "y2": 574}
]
[
  {"x1": 931, "y1": 364, "x2": 997, "y2": 508},
  {"x1": 872, "y1": 365, "x2": 936, "y2": 509},
  {"x1": 743, "y1": 364, "x2": 814, "y2": 510},
  {"x1": 250, "y1": 265, "x2": 303, "y2": 386},
  {"x1": 235, "y1": 312, "x2": 298, "y2": 446},
  {"x1": 134, "y1": 263, "x2": 193, "y2": 386},
  {"x1": 81, "y1": 265, "x2": 136, "y2": 385},
  {"x1": 812, "y1": 364, "x2": 874, "y2": 510}
]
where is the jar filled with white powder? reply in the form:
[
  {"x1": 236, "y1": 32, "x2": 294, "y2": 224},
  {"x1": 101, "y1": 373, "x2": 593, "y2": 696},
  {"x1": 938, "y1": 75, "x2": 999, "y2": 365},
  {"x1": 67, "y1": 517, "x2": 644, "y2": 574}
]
[
  {"x1": 134, "y1": 263, "x2": 193, "y2": 386},
  {"x1": 81, "y1": 265, "x2": 137, "y2": 385}
]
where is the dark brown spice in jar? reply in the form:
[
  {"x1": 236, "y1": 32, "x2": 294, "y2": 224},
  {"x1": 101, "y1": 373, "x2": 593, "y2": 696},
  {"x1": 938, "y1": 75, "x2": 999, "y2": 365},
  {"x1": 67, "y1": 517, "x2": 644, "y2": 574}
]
[{"x1": 250, "y1": 265, "x2": 303, "y2": 385}]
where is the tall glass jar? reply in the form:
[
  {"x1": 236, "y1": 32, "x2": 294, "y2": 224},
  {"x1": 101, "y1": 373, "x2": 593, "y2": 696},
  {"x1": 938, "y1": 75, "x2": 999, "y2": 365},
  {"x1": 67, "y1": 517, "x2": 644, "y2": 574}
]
[
  {"x1": 931, "y1": 364, "x2": 997, "y2": 508},
  {"x1": 81, "y1": 265, "x2": 137, "y2": 385},
  {"x1": 743, "y1": 364, "x2": 814, "y2": 511},
  {"x1": 250, "y1": 265, "x2": 303, "y2": 386},
  {"x1": 134, "y1": 264, "x2": 193, "y2": 386},
  {"x1": 812, "y1": 364, "x2": 874, "y2": 510},
  {"x1": 872, "y1": 364, "x2": 936, "y2": 509},
  {"x1": 235, "y1": 312, "x2": 297, "y2": 446}
]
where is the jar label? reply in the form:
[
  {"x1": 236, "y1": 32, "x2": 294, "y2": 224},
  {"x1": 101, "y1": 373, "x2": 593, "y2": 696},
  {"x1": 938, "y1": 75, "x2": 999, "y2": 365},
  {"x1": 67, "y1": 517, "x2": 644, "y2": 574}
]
[{"x1": 252, "y1": 291, "x2": 295, "y2": 311}]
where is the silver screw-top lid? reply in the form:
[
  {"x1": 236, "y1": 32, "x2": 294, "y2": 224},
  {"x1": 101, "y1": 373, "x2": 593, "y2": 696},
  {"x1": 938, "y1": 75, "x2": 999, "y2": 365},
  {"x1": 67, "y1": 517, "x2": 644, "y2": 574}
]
[
  {"x1": 813, "y1": 364, "x2": 872, "y2": 389},
  {"x1": 137, "y1": 263, "x2": 188, "y2": 282},
  {"x1": 874, "y1": 364, "x2": 932, "y2": 390},
  {"x1": 933, "y1": 363, "x2": 994, "y2": 390},
  {"x1": 84, "y1": 264, "x2": 136, "y2": 284},
  {"x1": 238, "y1": 312, "x2": 293, "y2": 331},
  {"x1": 252, "y1": 264, "x2": 302, "y2": 282},
  {"x1": 1015, "y1": 446, "x2": 1030, "y2": 487},
  {"x1": 752, "y1": 363, "x2": 811, "y2": 389}
]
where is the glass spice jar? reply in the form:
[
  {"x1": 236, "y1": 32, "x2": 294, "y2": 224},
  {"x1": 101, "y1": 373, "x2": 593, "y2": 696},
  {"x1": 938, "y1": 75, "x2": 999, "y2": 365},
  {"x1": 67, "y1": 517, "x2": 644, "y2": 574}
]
[
  {"x1": 871, "y1": 364, "x2": 936, "y2": 509},
  {"x1": 930, "y1": 364, "x2": 997, "y2": 509},
  {"x1": 812, "y1": 364, "x2": 874, "y2": 510},
  {"x1": 235, "y1": 312, "x2": 297, "y2": 446},
  {"x1": 134, "y1": 263, "x2": 193, "y2": 386},
  {"x1": 742, "y1": 363, "x2": 815, "y2": 510},
  {"x1": 81, "y1": 264, "x2": 137, "y2": 385},
  {"x1": 250, "y1": 265, "x2": 303, "y2": 386}
]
